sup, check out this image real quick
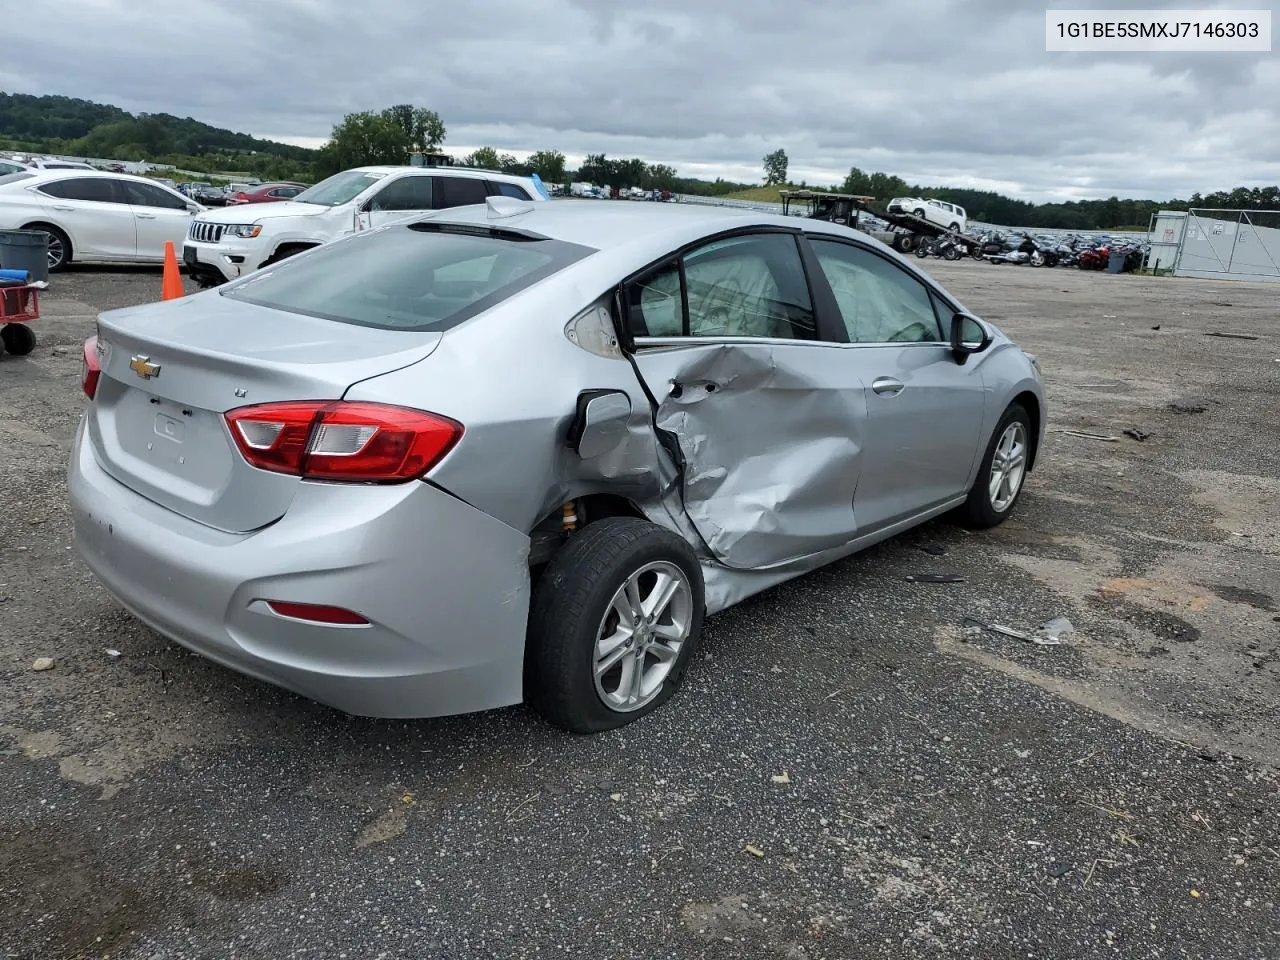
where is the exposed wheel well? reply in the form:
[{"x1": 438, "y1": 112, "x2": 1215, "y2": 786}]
[
  {"x1": 1012, "y1": 391, "x2": 1041, "y2": 469},
  {"x1": 528, "y1": 494, "x2": 647, "y2": 576},
  {"x1": 262, "y1": 242, "x2": 318, "y2": 267}
]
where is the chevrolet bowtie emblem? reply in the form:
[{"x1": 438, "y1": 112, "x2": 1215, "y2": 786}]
[{"x1": 129, "y1": 355, "x2": 161, "y2": 379}]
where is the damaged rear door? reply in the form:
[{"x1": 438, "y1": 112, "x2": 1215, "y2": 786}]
[{"x1": 621, "y1": 230, "x2": 867, "y2": 570}]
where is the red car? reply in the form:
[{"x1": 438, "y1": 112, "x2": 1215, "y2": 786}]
[{"x1": 224, "y1": 182, "x2": 307, "y2": 205}]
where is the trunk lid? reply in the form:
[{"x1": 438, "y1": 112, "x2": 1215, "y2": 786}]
[{"x1": 89, "y1": 290, "x2": 441, "y2": 533}]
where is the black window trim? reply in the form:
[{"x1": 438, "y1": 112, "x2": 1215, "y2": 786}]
[
  {"x1": 800, "y1": 231, "x2": 958, "y2": 346},
  {"x1": 618, "y1": 225, "x2": 840, "y2": 347}
]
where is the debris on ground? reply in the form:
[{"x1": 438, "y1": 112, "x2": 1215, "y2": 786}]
[
  {"x1": 1169, "y1": 403, "x2": 1207, "y2": 415},
  {"x1": 1123, "y1": 428, "x2": 1151, "y2": 441},
  {"x1": 1039, "y1": 617, "x2": 1076, "y2": 643},
  {"x1": 961, "y1": 616, "x2": 1072, "y2": 646},
  {"x1": 1056, "y1": 429, "x2": 1121, "y2": 442},
  {"x1": 1151, "y1": 324, "x2": 1161, "y2": 330},
  {"x1": 916, "y1": 542, "x2": 948, "y2": 556},
  {"x1": 1204, "y1": 332, "x2": 1259, "y2": 341},
  {"x1": 104, "y1": 648, "x2": 122, "y2": 658},
  {"x1": 771, "y1": 771, "x2": 792, "y2": 784},
  {"x1": 743, "y1": 845, "x2": 766, "y2": 858},
  {"x1": 31, "y1": 657, "x2": 55, "y2": 671},
  {"x1": 907, "y1": 574, "x2": 966, "y2": 584}
]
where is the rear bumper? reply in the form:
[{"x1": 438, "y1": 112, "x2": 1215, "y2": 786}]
[{"x1": 67, "y1": 417, "x2": 532, "y2": 718}]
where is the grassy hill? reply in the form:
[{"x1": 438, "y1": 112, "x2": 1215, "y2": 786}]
[
  {"x1": 0, "y1": 92, "x2": 316, "y2": 181},
  {"x1": 721, "y1": 185, "x2": 789, "y2": 203}
]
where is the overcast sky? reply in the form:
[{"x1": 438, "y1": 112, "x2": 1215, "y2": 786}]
[{"x1": 1, "y1": 0, "x2": 1276, "y2": 201}]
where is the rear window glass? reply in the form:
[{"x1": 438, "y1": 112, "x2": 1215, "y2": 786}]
[
  {"x1": 221, "y1": 225, "x2": 596, "y2": 332},
  {"x1": 0, "y1": 172, "x2": 35, "y2": 186}
]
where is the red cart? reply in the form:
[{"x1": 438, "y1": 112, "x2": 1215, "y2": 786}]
[{"x1": 0, "y1": 283, "x2": 38, "y2": 357}]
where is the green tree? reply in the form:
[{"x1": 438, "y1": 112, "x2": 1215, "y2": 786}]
[
  {"x1": 528, "y1": 149, "x2": 567, "y2": 184},
  {"x1": 645, "y1": 163, "x2": 678, "y2": 190},
  {"x1": 763, "y1": 148, "x2": 788, "y2": 186},
  {"x1": 382, "y1": 104, "x2": 446, "y2": 153},
  {"x1": 577, "y1": 153, "x2": 611, "y2": 184},
  {"x1": 315, "y1": 110, "x2": 411, "y2": 177},
  {"x1": 464, "y1": 146, "x2": 501, "y2": 170}
]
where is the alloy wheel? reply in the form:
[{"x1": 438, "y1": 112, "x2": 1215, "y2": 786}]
[
  {"x1": 45, "y1": 233, "x2": 65, "y2": 269},
  {"x1": 988, "y1": 421, "x2": 1028, "y2": 512},
  {"x1": 593, "y1": 560, "x2": 694, "y2": 712}
]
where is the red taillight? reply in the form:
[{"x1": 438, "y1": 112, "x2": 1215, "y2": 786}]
[
  {"x1": 224, "y1": 401, "x2": 462, "y2": 482},
  {"x1": 267, "y1": 601, "x2": 369, "y2": 625},
  {"x1": 81, "y1": 335, "x2": 101, "y2": 399}
]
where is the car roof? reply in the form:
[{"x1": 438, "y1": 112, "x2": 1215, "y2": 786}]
[
  {"x1": 353, "y1": 165, "x2": 533, "y2": 184},
  {"x1": 0, "y1": 169, "x2": 190, "y2": 192},
  {"x1": 417, "y1": 199, "x2": 867, "y2": 252}
]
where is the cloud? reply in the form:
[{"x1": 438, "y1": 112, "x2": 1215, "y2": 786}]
[{"x1": 0, "y1": 0, "x2": 1274, "y2": 201}]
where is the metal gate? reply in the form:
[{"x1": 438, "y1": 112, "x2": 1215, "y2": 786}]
[{"x1": 1174, "y1": 209, "x2": 1280, "y2": 283}]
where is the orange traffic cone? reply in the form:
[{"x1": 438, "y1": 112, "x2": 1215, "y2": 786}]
[{"x1": 161, "y1": 241, "x2": 184, "y2": 301}]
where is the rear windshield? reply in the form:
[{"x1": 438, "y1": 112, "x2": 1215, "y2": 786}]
[
  {"x1": 292, "y1": 170, "x2": 385, "y2": 206},
  {"x1": 221, "y1": 224, "x2": 596, "y2": 332},
  {"x1": 0, "y1": 172, "x2": 35, "y2": 186}
]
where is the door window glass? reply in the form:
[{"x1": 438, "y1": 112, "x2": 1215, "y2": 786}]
[
  {"x1": 627, "y1": 261, "x2": 683, "y2": 337},
  {"x1": 625, "y1": 233, "x2": 816, "y2": 340},
  {"x1": 684, "y1": 234, "x2": 815, "y2": 339},
  {"x1": 808, "y1": 239, "x2": 944, "y2": 343},
  {"x1": 368, "y1": 176, "x2": 434, "y2": 212},
  {"x1": 436, "y1": 176, "x2": 489, "y2": 208},
  {"x1": 122, "y1": 180, "x2": 188, "y2": 209}
]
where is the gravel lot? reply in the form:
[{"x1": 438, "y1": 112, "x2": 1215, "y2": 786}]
[{"x1": 1, "y1": 259, "x2": 1277, "y2": 959}]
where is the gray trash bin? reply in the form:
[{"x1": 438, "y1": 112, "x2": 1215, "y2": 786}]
[
  {"x1": 0, "y1": 229, "x2": 50, "y2": 284},
  {"x1": 1106, "y1": 250, "x2": 1126, "y2": 273}
]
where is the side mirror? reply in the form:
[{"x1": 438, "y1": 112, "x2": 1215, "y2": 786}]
[
  {"x1": 950, "y1": 313, "x2": 992, "y2": 364},
  {"x1": 567, "y1": 390, "x2": 632, "y2": 459}
]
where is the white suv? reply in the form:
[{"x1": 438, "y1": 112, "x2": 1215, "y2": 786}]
[
  {"x1": 887, "y1": 197, "x2": 967, "y2": 233},
  {"x1": 183, "y1": 165, "x2": 548, "y2": 285}
]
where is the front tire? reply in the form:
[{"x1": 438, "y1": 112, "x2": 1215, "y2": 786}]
[
  {"x1": 525, "y1": 518, "x2": 705, "y2": 733},
  {"x1": 958, "y1": 403, "x2": 1032, "y2": 529}
]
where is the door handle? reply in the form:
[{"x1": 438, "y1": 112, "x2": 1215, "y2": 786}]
[
  {"x1": 52, "y1": 204, "x2": 74, "y2": 212},
  {"x1": 871, "y1": 377, "x2": 905, "y2": 396},
  {"x1": 136, "y1": 212, "x2": 157, "y2": 219}
]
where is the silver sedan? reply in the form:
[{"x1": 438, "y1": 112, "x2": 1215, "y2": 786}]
[{"x1": 68, "y1": 197, "x2": 1045, "y2": 732}]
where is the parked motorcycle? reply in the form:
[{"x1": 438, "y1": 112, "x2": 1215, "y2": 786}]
[
  {"x1": 933, "y1": 235, "x2": 964, "y2": 260},
  {"x1": 1078, "y1": 244, "x2": 1110, "y2": 270}
]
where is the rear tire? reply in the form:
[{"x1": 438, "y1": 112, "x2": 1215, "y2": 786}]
[
  {"x1": 943, "y1": 246, "x2": 961, "y2": 261},
  {"x1": 0, "y1": 323, "x2": 36, "y2": 356},
  {"x1": 23, "y1": 223, "x2": 71, "y2": 272},
  {"x1": 525, "y1": 518, "x2": 705, "y2": 733},
  {"x1": 948, "y1": 222, "x2": 960, "y2": 233},
  {"x1": 913, "y1": 208, "x2": 926, "y2": 218},
  {"x1": 958, "y1": 403, "x2": 1032, "y2": 529}
]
